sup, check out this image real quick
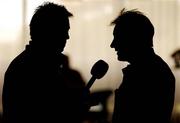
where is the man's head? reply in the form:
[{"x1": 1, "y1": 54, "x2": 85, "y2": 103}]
[
  {"x1": 29, "y1": 2, "x2": 73, "y2": 52},
  {"x1": 110, "y1": 8, "x2": 154, "y2": 62}
]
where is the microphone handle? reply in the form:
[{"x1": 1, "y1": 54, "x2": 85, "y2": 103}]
[{"x1": 86, "y1": 76, "x2": 96, "y2": 89}]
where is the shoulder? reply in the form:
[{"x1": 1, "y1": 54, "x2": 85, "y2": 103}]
[
  {"x1": 5, "y1": 50, "x2": 31, "y2": 75},
  {"x1": 153, "y1": 55, "x2": 175, "y2": 81}
]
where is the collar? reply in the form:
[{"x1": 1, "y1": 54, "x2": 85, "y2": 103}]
[{"x1": 25, "y1": 40, "x2": 64, "y2": 64}]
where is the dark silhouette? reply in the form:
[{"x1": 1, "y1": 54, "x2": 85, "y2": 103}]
[
  {"x1": 2, "y1": 2, "x2": 89, "y2": 123},
  {"x1": 110, "y1": 8, "x2": 175, "y2": 123}
]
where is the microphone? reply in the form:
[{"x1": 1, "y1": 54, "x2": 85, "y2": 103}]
[{"x1": 86, "y1": 60, "x2": 109, "y2": 89}]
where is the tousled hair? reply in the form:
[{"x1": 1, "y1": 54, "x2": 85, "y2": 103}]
[
  {"x1": 111, "y1": 8, "x2": 154, "y2": 47},
  {"x1": 29, "y1": 2, "x2": 73, "y2": 40}
]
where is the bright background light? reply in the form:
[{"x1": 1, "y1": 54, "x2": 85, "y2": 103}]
[{"x1": 1, "y1": 0, "x2": 180, "y2": 117}]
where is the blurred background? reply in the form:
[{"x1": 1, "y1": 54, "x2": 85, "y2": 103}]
[{"x1": 1, "y1": 0, "x2": 180, "y2": 122}]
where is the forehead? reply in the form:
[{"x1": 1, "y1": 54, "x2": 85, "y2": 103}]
[
  {"x1": 113, "y1": 24, "x2": 123, "y2": 36},
  {"x1": 113, "y1": 25, "x2": 118, "y2": 34},
  {"x1": 113, "y1": 22, "x2": 133, "y2": 37},
  {"x1": 53, "y1": 17, "x2": 70, "y2": 29}
]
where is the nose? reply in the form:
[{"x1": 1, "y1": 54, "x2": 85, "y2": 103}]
[
  {"x1": 110, "y1": 40, "x2": 115, "y2": 48},
  {"x1": 66, "y1": 33, "x2": 70, "y2": 40},
  {"x1": 67, "y1": 34, "x2": 69, "y2": 40}
]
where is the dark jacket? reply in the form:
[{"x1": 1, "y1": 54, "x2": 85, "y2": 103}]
[
  {"x1": 112, "y1": 50, "x2": 175, "y2": 123},
  {"x1": 2, "y1": 42, "x2": 86, "y2": 123}
]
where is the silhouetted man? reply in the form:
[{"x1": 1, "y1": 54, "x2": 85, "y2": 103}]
[
  {"x1": 2, "y1": 2, "x2": 88, "y2": 123},
  {"x1": 110, "y1": 8, "x2": 175, "y2": 123}
]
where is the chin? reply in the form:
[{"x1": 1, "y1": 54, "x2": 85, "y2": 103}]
[
  {"x1": 118, "y1": 58, "x2": 122, "y2": 61},
  {"x1": 117, "y1": 56, "x2": 122, "y2": 61},
  {"x1": 117, "y1": 56, "x2": 126, "y2": 61},
  {"x1": 59, "y1": 49, "x2": 64, "y2": 53}
]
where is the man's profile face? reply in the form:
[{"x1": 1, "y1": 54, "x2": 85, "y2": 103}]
[
  {"x1": 55, "y1": 18, "x2": 70, "y2": 52},
  {"x1": 110, "y1": 25, "x2": 132, "y2": 61},
  {"x1": 44, "y1": 18, "x2": 70, "y2": 52}
]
